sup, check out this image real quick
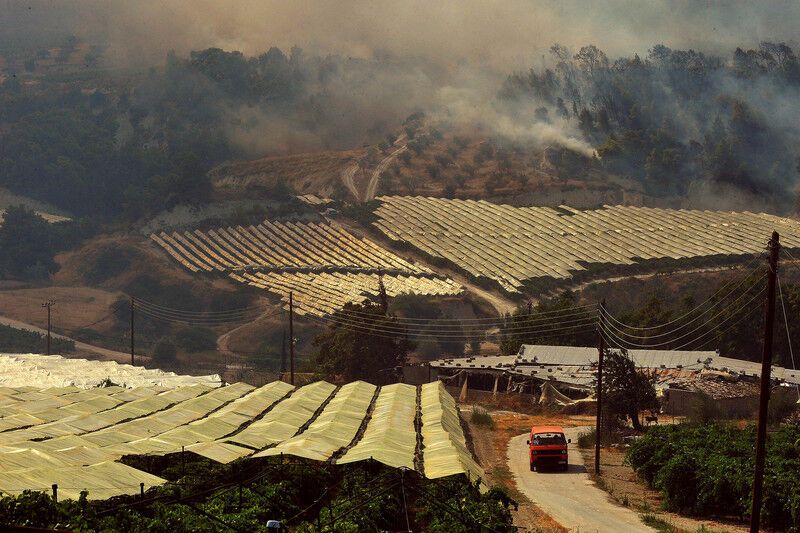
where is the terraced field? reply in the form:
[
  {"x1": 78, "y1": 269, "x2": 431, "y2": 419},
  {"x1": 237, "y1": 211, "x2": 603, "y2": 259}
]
[
  {"x1": 0, "y1": 380, "x2": 482, "y2": 500},
  {"x1": 373, "y1": 196, "x2": 800, "y2": 293},
  {"x1": 151, "y1": 220, "x2": 462, "y2": 316}
]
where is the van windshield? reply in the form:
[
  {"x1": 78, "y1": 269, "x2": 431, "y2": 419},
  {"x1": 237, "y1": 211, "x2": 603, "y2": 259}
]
[{"x1": 532, "y1": 432, "x2": 566, "y2": 445}]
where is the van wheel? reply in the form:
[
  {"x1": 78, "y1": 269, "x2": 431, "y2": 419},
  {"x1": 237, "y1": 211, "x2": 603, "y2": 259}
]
[
  {"x1": 561, "y1": 464, "x2": 569, "y2": 472},
  {"x1": 529, "y1": 462, "x2": 535, "y2": 472}
]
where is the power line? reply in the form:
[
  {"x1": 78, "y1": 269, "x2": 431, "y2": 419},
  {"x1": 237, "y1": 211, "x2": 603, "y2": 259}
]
[
  {"x1": 328, "y1": 306, "x2": 599, "y2": 329},
  {"x1": 602, "y1": 275, "x2": 763, "y2": 340},
  {"x1": 304, "y1": 313, "x2": 599, "y2": 341},
  {"x1": 776, "y1": 273, "x2": 800, "y2": 399},
  {"x1": 133, "y1": 305, "x2": 282, "y2": 325},
  {"x1": 310, "y1": 311, "x2": 599, "y2": 337},
  {"x1": 601, "y1": 278, "x2": 765, "y2": 348},
  {"x1": 322, "y1": 302, "x2": 598, "y2": 323},
  {"x1": 600, "y1": 252, "x2": 765, "y2": 332},
  {"x1": 600, "y1": 285, "x2": 767, "y2": 351},
  {"x1": 129, "y1": 295, "x2": 267, "y2": 317}
]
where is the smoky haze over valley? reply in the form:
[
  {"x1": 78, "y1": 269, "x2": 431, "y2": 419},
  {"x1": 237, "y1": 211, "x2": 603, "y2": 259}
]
[{"x1": 2, "y1": 1, "x2": 800, "y2": 212}]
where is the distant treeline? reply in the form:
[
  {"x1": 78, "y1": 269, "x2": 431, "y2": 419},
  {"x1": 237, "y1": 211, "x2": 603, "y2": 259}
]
[
  {"x1": 0, "y1": 323, "x2": 74, "y2": 354},
  {"x1": 0, "y1": 46, "x2": 419, "y2": 221}
]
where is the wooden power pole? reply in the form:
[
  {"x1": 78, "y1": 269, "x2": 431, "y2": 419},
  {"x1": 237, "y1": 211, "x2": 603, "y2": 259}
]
[
  {"x1": 130, "y1": 297, "x2": 135, "y2": 366},
  {"x1": 289, "y1": 292, "x2": 295, "y2": 386},
  {"x1": 42, "y1": 300, "x2": 55, "y2": 355},
  {"x1": 750, "y1": 231, "x2": 780, "y2": 533},
  {"x1": 595, "y1": 299, "x2": 606, "y2": 475}
]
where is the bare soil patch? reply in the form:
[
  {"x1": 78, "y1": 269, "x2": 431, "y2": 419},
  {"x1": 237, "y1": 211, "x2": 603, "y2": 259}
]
[{"x1": 0, "y1": 286, "x2": 120, "y2": 332}]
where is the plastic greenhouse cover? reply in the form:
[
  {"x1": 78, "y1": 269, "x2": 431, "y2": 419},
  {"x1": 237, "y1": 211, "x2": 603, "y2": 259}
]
[
  {"x1": 0, "y1": 379, "x2": 487, "y2": 500},
  {"x1": 0, "y1": 353, "x2": 221, "y2": 389},
  {"x1": 185, "y1": 441, "x2": 253, "y2": 463},
  {"x1": 337, "y1": 383, "x2": 417, "y2": 469},
  {"x1": 229, "y1": 380, "x2": 336, "y2": 450},
  {"x1": 420, "y1": 382, "x2": 485, "y2": 487},
  {"x1": 257, "y1": 380, "x2": 375, "y2": 461}
]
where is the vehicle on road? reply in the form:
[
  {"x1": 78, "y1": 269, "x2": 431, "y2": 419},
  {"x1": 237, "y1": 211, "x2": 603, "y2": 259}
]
[{"x1": 527, "y1": 425, "x2": 570, "y2": 471}]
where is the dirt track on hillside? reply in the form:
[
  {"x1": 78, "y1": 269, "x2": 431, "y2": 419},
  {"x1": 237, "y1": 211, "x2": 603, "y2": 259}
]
[{"x1": 0, "y1": 315, "x2": 133, "y2": 363}]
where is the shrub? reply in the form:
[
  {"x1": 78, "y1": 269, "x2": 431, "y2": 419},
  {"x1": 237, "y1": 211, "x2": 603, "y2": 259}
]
[
  {"x1": 627, "y1": 424, "x2": 800, "y2": 528},
  {"x1": 0, "y1": 323, "x2": 74, "y2": 354},
  {"x1": 171, "y1": 326, "x2": 217, "y2": 353},
  {"x1": 152, "y1": 338, "x2": 178, "y2": 366},
  {"x1": 471, "y1": 406, "x2": 494, "y2": 428}
]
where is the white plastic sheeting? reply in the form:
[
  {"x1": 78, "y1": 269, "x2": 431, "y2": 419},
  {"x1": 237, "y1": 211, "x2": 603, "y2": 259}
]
[
  {"x1": 337, "y1": 383, "x2": 417, "y2": 470},
  {"x1": 0, "y1": 353, "x2": 221, "y2": 388},
  {"x1": 0, "y1": 379, "x2": 484, "y2": 500},
  {"x1": 373, "y1": 197, "x2": 800, "y2": 293},
  {"x1": 257, "y1": 380, "x2": 376, "y2": 461},
  {"x1": 420, "y1": 382, "x2": 485, "y2": 488}
]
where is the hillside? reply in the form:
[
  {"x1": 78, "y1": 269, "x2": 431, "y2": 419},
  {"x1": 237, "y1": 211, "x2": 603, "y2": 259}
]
[{"x1": 208, "y1": 115, "x2": 648, "y2": 209}]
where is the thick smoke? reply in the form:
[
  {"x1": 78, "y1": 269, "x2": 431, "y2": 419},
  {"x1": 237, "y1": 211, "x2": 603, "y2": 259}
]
[
  {"x1": 9, "y1": 1, "x2": 798, "y2": 71},
  {"x1": 3, "y1": 1, "x2": 800, "y2": 206}
]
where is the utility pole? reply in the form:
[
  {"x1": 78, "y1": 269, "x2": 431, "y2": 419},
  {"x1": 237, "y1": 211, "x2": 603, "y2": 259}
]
[
  {"x1": 130, "y1": 297, "x2": 135, "y2": 366},
  {"x1": 42, "y1": 300, "x2": 55, "y2": 355},
  {"x1": 280, "y1": 328, "x2": 287, "y2": 376},
  {"x1": 595, "y1": 299, "x2": 606, "y2": 475},
  {"x1": 289, "y1": 292, "x2": 295, "y2": 386},
  {"x1": 750, "y1": 231, "x2": 780, "y2": 533}
]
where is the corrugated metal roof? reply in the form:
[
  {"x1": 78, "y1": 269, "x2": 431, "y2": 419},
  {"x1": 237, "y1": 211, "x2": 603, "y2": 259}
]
[{"x1": 432, "y1": 345, "x2": 800, "y2": 388}]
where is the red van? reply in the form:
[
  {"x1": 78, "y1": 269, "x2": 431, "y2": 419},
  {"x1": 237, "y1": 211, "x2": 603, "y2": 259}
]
[{"x1": 527, "y1": 425, "x2": 570, "y2": 471}]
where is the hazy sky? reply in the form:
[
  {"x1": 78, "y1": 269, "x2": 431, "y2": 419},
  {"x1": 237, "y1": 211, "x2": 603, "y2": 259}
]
[{"x1": 2, "y1": 0, "x2": 799, "y2": 70}]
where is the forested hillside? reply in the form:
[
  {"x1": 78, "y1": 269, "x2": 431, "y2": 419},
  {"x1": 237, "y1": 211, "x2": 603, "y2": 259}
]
[{"x1": 500, "y1": 42, "x2": 800, "y2": 210}]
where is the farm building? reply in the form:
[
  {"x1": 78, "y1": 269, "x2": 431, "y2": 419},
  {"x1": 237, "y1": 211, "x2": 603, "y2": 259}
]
[{"x1": 425, "y1": 344, "x2": 800, "y2": 416}]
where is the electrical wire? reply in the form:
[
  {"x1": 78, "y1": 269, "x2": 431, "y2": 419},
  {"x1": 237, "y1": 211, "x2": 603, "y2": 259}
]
[
  {"x1": 309, "y1": 310, "x2": 600, "y2": 336},
  {"x1": 129, "y1": 295, "x2": 267, "y2": 316},
  {"x1": 134, "y1": 306, "x2": 283, "y2": 325},
  {"x1": 320, "y1": 302, "x2": 598, "y2": 323},
  {"x1": 777, "y1": 273, "x2": 800, "y2": 399},
  {"x1": 600, "y1": 284, "x2": 766, "y2": 351},
  {"x1": 304, "y1": 313, "x2": 599, "y2": 341},
  {"x1": 326, "y1": 306, "x2": 599, "y2": 329},
  {"x1": 600, "y1": 278, "x2": 765, "y2": 348},
  {"x1": 600, "y1": 251, "x2": 765, "y2": 332},
  {"x1": 602, "y1": 275, "x2": 763, "y2": 340}
]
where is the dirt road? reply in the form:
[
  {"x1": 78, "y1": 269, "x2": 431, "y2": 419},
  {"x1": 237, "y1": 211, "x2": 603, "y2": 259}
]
[
  {"x1": 364, "y1": 145, "x2": 407, "y2": 201},
  {"x1": 507, "y1": 427, "x2": 654, "y2": 533},
  {"x1": 0, "y1": 315, "x2": 133, "y2": 363},
  {"x1": 340, "y1": 164, "x2": 360, "y2": 200}
]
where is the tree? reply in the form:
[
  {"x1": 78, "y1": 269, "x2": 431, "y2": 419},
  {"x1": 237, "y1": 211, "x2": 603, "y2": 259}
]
[
  {"x1": 500, "y1": 291, "x2": 596, "y2": 355},
  {"x1": 0, "y1": 205, "x2": 59, "y2": 279},
  {"x1": 313, "y1": 301, "x2": 414, "y2": 384},
  {"x1": 573, "y1": 45, "x2": 609, "y2": 77},
  {"x1": 152, "y1": 338, "x2": 178, "y2": 367},
  {"x1": 600, "y1": 349, "x2": 658, "y2": 430}
]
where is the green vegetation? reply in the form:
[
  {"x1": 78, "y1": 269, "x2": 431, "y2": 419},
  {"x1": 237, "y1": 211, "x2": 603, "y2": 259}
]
[
  {"x1": 314, "y1": 301, "x2": 414, "y2": 385},
  {"x1": 0, "y1": 323, "x2": 74, "y2": 354},
  {"x1": 640, "y1": 514, "x2": 732, "y2": 533},
  {"x1": 470, "y1": 406, "x2": 495, "y2": 428},
  {"x1": 627, "y1": 424, "x2": 800, "y2": 530},
  {"x1": 500, "y1": 290, "x2": 596, "y2": 355},
  {"x1": 501, "y1": 42, "x2": 800, "y2": 208},
  {"x1": 601, "y1": 349, "x2": 658, "y2": 430},
  {"x1": 0, "y1": 456, "x2": 515, "y2": 532},
  {"x1": 0, "y1": 205, "x2": 94, "y2": 280}
]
